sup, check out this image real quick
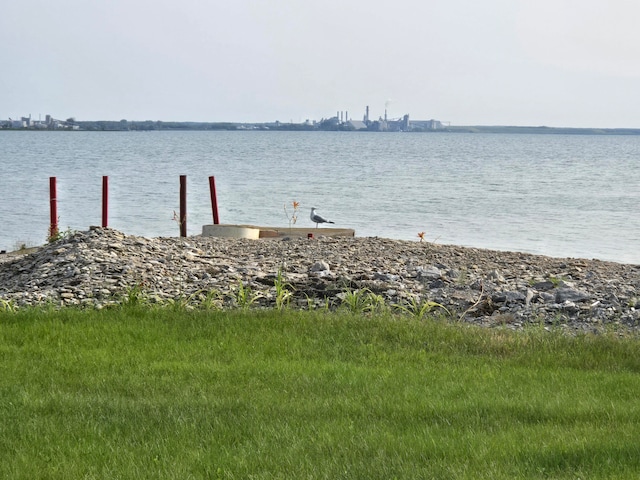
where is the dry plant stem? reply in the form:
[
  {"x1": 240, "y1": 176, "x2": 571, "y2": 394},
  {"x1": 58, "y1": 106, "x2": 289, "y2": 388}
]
[{"x1": 459, "y1": 281, "x2": 485, "y2": 321}]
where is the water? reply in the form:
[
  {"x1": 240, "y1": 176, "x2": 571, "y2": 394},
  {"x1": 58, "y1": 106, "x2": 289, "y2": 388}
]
[{"x1": 1, "y1": 130, "x2": 638, "y2": 264}]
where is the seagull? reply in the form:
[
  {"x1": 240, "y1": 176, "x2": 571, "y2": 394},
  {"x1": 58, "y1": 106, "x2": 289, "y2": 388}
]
[{"x1": 310, "y1": 207, "x2": 334, "y2": 228}]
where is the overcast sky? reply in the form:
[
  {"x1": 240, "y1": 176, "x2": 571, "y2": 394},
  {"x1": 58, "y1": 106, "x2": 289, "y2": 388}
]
[{"x1": 2, "y1": 0, "x2": 640, "y2": 127}]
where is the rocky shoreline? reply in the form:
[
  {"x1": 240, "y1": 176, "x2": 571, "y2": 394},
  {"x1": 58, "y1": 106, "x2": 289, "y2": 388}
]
[{"x1": 1, "y1": 228, "x2": 639, "y2": 333}]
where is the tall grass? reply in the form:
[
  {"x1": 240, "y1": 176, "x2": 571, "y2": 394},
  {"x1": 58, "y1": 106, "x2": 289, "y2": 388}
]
[{"x1": 1, "y1": 306, "x2": 639, "y2": 479}]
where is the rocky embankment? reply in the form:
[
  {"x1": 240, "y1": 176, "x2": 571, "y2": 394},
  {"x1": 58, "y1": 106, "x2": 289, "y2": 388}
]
[{"x1": 1, "y1": 228, "x2": 639, "y2": 333}]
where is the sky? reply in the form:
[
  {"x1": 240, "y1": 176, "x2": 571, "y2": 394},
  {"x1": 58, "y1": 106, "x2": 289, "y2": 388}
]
[{"x1": 2, "y1": 0, "x2": 640, "y2": 128}]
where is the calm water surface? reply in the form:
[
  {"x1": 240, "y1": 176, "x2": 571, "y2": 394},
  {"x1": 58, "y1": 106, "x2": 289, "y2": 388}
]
[{"x1": 1, "y1": 131, "x2": 638, "y2": 263}]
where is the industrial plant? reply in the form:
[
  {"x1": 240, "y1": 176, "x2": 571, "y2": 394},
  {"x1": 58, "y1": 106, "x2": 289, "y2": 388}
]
[
  {"x1": 0, "y1": 114, "x2": 79, "y2": 130},
  {"x1": 314, "y1": 105, "x2": 443, "y2": 132},
  {"x1": 1, "y1": 105, "x2": 444, "y2": 132}
]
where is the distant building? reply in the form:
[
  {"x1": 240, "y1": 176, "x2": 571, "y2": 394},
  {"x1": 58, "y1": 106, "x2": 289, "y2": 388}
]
[
  {"x1": 347, "y1": 120, "x2": 367, "y2": 130},
  {"x1": 411, "y1": 119, "x2": 443, "y2": 131},
  {"x1": 2, "y1": 114, "x2": 80, "y2": 130}
]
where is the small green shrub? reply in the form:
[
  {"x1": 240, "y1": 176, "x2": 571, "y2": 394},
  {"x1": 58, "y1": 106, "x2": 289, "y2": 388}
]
[
  {"x1": 197, "y1": 289, "x2": 223, "y2": 310},
  {"x1": 395, "y1": 296, "x2": 451, "y2": 319},
  {"x1": 121, "y1": 282, "x2": 148, "y2": 308},
  {"x1": 47, "y1": 226, "x2": 76, "y2": 244},
  {"x1": 340, "y1": 287, "x2": 387, "y2": 314},
  {"x1": 234, "y1": 280, "x2": 262, "y2": 309},
  {"x1": 274, "y1": 269, "x2": 293, "y2": 310}
]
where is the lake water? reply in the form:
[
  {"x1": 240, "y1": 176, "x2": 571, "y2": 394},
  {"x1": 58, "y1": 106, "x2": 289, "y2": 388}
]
[{"x1": 1, "y1": 130, "x2": 638, "y2": 264}]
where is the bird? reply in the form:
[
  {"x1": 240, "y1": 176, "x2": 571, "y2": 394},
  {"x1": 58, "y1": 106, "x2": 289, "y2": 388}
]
[{"x1": 310, "y1": 207, "x2": 334, "y2": 228}]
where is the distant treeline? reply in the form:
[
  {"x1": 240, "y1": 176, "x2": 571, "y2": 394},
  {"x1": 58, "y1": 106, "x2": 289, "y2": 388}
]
[
  {"x1": 68, "y1": 120, "x2": 640, "y2": 135},
  {"x1": 77, "y1": 120, "x2": 239, "y2": 131}
]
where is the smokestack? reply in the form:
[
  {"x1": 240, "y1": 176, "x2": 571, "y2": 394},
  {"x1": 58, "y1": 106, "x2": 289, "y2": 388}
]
[
  {"x1": 384, "y1": 109, "x2": 387, "y2": 122},
  {"x1": 366, "y1": 106, "x2": 370, "y2": 123},
  {"x1": 346, "y1": 111, "x2": 348, "y2": 122}
]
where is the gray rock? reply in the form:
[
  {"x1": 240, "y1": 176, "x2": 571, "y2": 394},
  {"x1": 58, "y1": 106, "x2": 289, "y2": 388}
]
[
  {"x1": 487, "y1": 269, "x2": 505, "y2": 283},
  {"x1": 555, "y1": 287, "x2": 591, "y2": 303},
  {"x1": 374, "y1": 272, "x2": 399, "y2": 282},
  {"x1": 310, "y1": 261, "x2": 330, "y2": 272},
  {"x1": 539, "y1": 292, "x2": 556, "y2": 303},
  {"x1": 492, "y1": 291, "x2": 526, "y2": 304},
  {"x1": 532, "y1": 280, "x2": 555, "y2": 291},
  {"x1": 525, "y1": 289, "x2": 534, "y2": 307},
  {"x1": 416, "y1": 266, "x2": 442, "y2": 281}
]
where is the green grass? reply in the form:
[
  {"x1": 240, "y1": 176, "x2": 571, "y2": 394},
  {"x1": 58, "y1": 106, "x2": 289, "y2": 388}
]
[{"x1": 1, "y1": 307, "x2": 639, "y2": 479}]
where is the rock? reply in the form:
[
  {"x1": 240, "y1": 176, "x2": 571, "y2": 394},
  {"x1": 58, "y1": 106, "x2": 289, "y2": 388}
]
[
  {"x1": 492, "y1": 291, "x2": 525, "y2": 304},
  {"x1": 417, "y1": 266, "x2": 442, "y2": 281},
  {"x1": 0, "y1": 227, "x2": 639, "y2": 334},
  {"x1": 525, "y1": 289, "x2": 534, "y2": 307},
  {"x1": 310, "y1": 261, "x2": 330, "y2": 272},
  {"x1": 374, "y1": 272, "x2": 399, "y2": 282},
  {"x1": 487, "y1": 269, "x2": 505, "y2": 283},
  {"x1": 555, "y1": 287, "x2": 591, "y2": 303},
  {"x1": 532, "y1": 280, "x2": 555, "y2": 291},
  {"x1": 539, "y1": 292, "x2": 556, "y2": 304}
]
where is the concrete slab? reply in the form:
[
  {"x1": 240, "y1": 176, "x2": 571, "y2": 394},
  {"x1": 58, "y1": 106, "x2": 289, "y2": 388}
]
[{"x1": 201, "y1": 224, "x2": 355, "y2": 239}]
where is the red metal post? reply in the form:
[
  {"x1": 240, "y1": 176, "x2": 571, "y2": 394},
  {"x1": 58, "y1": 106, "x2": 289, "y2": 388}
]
[
  {"x1": 209, "y1": 176, "x2": 220, "y2": 225},
  {"x1": 49, "y1": 176, "x2": 58, "y2": 239},
  {"x1": 180, "y1": 175, "x2": 187, "y2": 237},
  {"x1": 102, "y1": 176, "x2": 108, "y2": 228}
]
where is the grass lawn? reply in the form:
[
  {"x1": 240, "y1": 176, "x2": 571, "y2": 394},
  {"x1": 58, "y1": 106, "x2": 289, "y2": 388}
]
[{"x1": 1, "y1": 306, "x2": 639, "y2": 479}]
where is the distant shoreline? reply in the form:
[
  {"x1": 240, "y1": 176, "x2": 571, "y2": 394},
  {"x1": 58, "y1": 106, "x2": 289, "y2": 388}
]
[{"x1": 3, "y1": 124, "x2": 640, "y2": 135}]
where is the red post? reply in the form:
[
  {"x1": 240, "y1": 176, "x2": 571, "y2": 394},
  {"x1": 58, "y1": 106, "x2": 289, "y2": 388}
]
[
  {"x1": 49, "y1": 176, "x2": 58, "y2": 239},
  {"x1": 180, "y1": 175, "x2": 187, "y2": 237},
  {"x1": 209, "y1": 176, "x2": 220, "y2": 225},
  {"x1": 102, "y1": 176, "x2": 108, "y2": 228}
]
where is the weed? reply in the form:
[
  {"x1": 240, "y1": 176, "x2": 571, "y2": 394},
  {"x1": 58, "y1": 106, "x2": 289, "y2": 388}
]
[
  {"x1": 366, "y1": 290, "x2": 388, "y2": 313},
  {"x1": 274, "y1": 269, "x2": 293, "y2": 310},
  {"x1": 455, "y1": 267, "x2": 469, "y2": 286},
  {"x1": 166, "y1": 292, "x2": 199, "y2": 311},
  {"x1": 47, "y1": 226, "x2": 75, "y2": 244},
  {"x1": 307, "y1": 294, "x2": 333, "y2": 311},
  {"x1": 339, "y1": 287, "x2": 386, "y2": 314},
  {"x1": 234, "y1": 280, "x2": 263, "y2": 309},
  {"x1": 284, "y1": 200, "x2": 300, "y2": 231},
  {"x1": 121, "y1": 282, "x2": 148, "y2": 308},
  {"x1": 550, "y1": 313, "x2": 568, "y2": 329},
  {"x1": 395, "y1": 296, "x2": 451, "y2": 319},
  {"x1": 322, "y1": 295, "x2": 333, "y2": 311},
  {"x1": 549, "y1": 276, "x2": 564, "y2": 288},
  {"x1": 12, "y1": 240, "x2": 35, "y2": 252},
  {"x1": 198, "y1": 289, "x2": 224, "y2": 310},
  {"x1": 302, "y1": 293, "x2": 316, "y2": 310},
  {"x1": 0, "y1": 298, "x2": 17, "y2": 313}
]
